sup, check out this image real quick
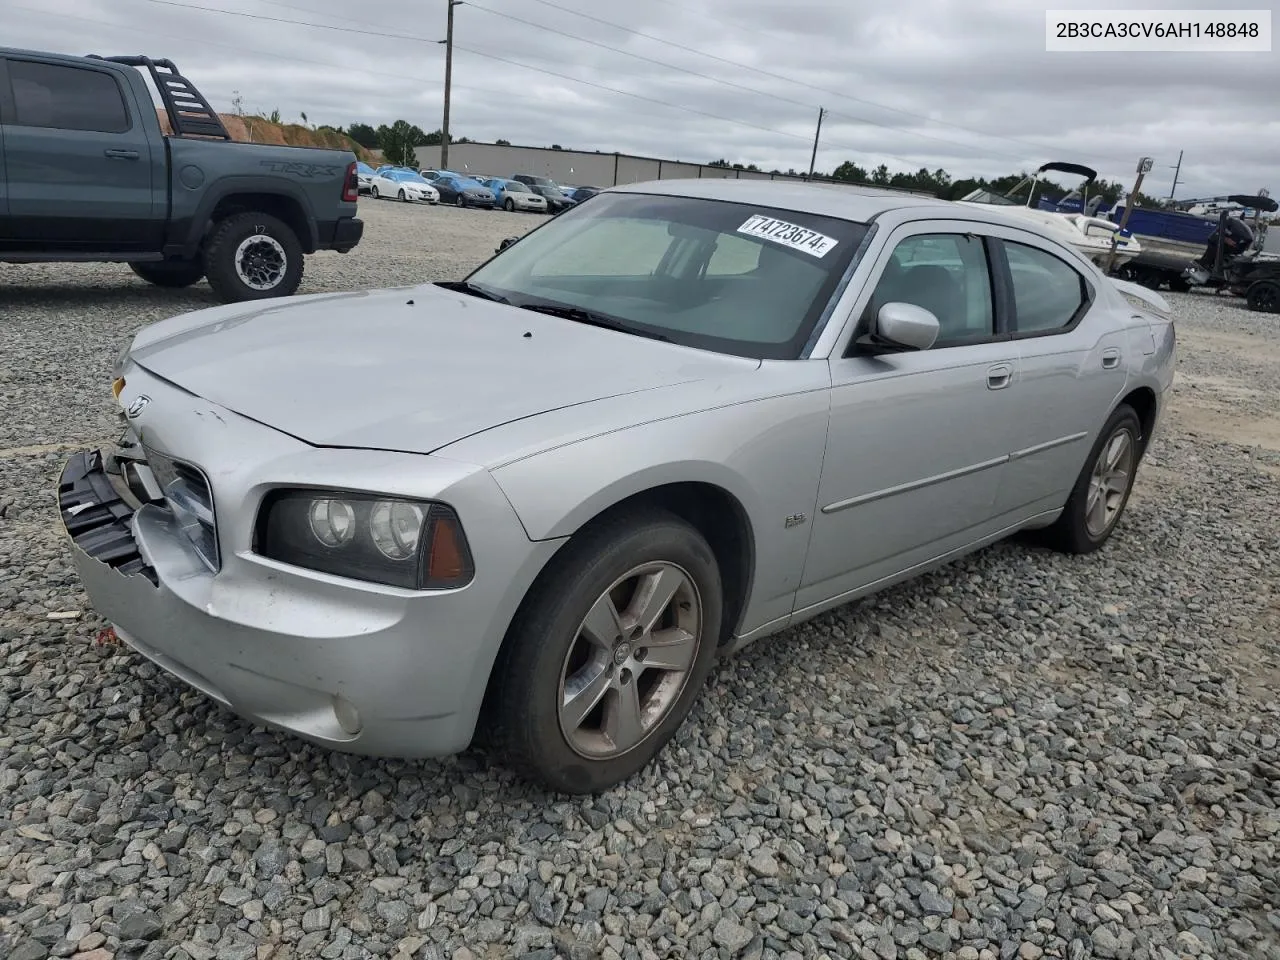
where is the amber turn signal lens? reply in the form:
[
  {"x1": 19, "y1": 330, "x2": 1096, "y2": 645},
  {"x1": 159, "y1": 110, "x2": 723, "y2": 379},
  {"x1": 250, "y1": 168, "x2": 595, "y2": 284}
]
[
  {"x1": 426, "y1": 514, "x2": 471, "y2": 584},
  {"x1": 112, "y1": 377, "x2": 126, "y2": 399}
]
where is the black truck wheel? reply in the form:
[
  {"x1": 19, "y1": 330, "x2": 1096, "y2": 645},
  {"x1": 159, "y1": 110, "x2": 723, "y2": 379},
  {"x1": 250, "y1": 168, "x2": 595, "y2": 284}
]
[
  {"x1": 129, "y1": 259, "x2": 205, "y2": 288},
  {"x1": 1246, "y1": 280, "x2": 1280, "y2": 313},
  {"x1": 203, "y1": 212, "x2": 303, "y2": 303}
]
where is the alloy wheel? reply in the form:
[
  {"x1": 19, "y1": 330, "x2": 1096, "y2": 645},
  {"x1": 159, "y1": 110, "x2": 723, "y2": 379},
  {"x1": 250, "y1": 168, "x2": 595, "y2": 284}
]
[
  {"x1": 557, "y1": 561, "x2": 703, "y2": 760},
  {"x1": 1085, "y1": 427, "x2": 1135, "y2": 538}
]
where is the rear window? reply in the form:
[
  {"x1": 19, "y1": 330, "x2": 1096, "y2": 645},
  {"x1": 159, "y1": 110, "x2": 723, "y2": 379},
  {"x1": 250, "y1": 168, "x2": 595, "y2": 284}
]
[{"x1": 9, "y1": 60, "x2": 131, "y2": 133}]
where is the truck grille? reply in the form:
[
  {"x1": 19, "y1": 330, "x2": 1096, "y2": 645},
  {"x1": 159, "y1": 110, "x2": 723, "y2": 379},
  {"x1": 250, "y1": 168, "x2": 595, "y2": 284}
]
[{"x1": 142, "y1": 446, "x2": 220, "y2": 572}]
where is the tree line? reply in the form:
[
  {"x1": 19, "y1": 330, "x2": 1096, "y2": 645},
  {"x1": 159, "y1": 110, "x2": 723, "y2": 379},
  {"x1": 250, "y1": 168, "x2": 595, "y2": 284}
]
[{"x1": 329, "y1": 119, "x2": 1163, "y2": 206}]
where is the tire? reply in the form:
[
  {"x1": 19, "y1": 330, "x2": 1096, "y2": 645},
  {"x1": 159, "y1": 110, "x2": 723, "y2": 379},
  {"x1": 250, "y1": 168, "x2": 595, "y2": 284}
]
[
  {"x1": 1041, "y1": 404, "x2": 1142, "y2": 554},
  {"x1": 1246, "y1": 280, "x2": 1280, "y2": 313},
  {"x1": 485, "y1": 508, "x2": 724, "y2": 794},
  {"x1": 397, "y1": 189, "x2": 406, "y2": 202},
  {"x1": 1167, "y1": 275, "x2": 1190, "y2": 293},
  {"x1": 504, "y1": 198, "x2": 515, "y2": 211},
  {"x1": 371, "y1": 186, "x2": 379, "y2": 199},
  {"x1": 456, "y1": 195, "x2": 466, "y2": 208},
  {"x1": 129, "y1": 259, "x2": 205, "y2": 288},
  {"x1": 203, "y1": 211, "x2": 303, "y2": 303}
]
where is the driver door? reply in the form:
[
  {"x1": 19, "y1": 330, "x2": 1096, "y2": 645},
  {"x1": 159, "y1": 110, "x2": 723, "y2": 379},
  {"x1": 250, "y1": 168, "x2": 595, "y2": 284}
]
[{"x1": 795, "y1": 222, "x2": 1023, "y2": 613}]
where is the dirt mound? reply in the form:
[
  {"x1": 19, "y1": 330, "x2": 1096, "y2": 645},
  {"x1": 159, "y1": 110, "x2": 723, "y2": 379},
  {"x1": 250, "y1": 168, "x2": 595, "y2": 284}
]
[{"x1": 155, "y1": 109, "x2": 375, "y2": 161}]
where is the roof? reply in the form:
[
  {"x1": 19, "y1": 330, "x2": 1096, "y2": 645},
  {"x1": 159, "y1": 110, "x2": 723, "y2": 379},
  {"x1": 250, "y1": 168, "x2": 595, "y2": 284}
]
[
  {"x1": 607, "y1": 177, "x2": 946, "y2": 222},
  {"x1": 606, "y1": 177, "x2": 1089, "y2": 236}
]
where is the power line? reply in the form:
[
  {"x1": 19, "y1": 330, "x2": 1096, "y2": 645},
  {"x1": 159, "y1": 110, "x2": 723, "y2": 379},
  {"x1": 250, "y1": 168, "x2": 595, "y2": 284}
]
[
  {"x1": 34, "y1": 0, "x2": 1094, "y2": 178},
  {"x1": 114, "y1": 0, "x2": 855, "y2": 151},
  {"x1": 138, "y1": 0, "x2": 442, "y2": 42},
  {"x1": 9, "y1": 4, "x2": 637, "y2": 123},
  {"x1": 516, "y1": 0, "x2": 1134, "y2": 167},
  {"x1": 229, "y1": 0, "x2": 1041, "y2": 169}
]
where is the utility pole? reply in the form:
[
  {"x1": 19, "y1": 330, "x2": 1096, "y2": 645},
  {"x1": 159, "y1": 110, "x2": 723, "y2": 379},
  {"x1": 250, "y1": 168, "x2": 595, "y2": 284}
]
[
  {"x1": 1104, "y1": 156, "x2": 1151, "y2": 274},
  {"x1": 1167, "y1": 149, "x2": 1183, "y2": 202},
  {"x1": 807, "y1": 107, "x2": 825, "y2": 180},
  {"x1": 440, "y1": 0, "x2": 463, "y2": 170}
]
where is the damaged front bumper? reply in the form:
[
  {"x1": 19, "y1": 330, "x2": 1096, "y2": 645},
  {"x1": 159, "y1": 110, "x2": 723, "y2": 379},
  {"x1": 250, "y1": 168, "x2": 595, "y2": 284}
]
[{"x1": 55, "y1": 439, "x2": 501, "y2": 759}]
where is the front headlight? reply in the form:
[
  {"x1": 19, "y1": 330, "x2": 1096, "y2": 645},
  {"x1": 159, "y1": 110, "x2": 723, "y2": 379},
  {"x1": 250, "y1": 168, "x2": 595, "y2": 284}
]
[{"x1": 256, "y1": 489, "x2": 474, "y2": 590}]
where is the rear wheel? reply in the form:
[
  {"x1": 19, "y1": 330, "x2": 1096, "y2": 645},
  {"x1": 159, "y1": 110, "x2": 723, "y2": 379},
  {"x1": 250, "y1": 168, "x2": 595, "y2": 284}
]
[
  {"x1": 485, "y1": 508, "x2": 723, "y2": 794},
  {"x1": 1246, "y1": 280, "x2": 1280, "y2": 313},
  {"x1": 1041, "y1": 404, "x2": 1141, "y2": 554},
  {"x1": 129, "y1": 259, "x2": 205, "y2": 288},
  {"x1": 203, "y1": 211, "x2": 303, "y2": 303}
]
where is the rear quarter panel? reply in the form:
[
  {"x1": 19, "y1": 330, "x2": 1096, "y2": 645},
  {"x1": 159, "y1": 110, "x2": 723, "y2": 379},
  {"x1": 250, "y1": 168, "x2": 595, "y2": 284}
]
[{"x1": 440, "y1": 361, "x2": 834, "y2": 636}]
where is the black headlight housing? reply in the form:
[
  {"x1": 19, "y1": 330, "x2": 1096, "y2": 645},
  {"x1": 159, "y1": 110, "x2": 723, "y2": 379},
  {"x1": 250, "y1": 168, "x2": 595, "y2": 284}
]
[{"x1": 255, "y1": 489, "x2": 474, "y2": 590}]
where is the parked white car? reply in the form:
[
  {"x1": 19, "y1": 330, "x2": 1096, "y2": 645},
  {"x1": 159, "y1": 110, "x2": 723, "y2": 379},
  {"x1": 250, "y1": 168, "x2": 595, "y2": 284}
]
[{"x1": 370, "y1": 169, "x2": 439, "y2": 204}]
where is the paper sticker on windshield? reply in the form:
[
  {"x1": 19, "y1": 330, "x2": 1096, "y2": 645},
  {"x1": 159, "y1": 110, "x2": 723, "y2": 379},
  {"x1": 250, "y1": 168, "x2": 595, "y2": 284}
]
[{"x1": 737, "y1": 214, "x2": 838, "y2": 258}]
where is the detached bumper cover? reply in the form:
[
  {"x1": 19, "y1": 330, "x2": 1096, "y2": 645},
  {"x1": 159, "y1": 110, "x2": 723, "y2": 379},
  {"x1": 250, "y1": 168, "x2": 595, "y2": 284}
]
[
  {"x1": 59, "y1": 450, "x2": 157, "y2": 584},
  {"x1": 55, "y1": 448, "x2": 498, "y2": 758}
]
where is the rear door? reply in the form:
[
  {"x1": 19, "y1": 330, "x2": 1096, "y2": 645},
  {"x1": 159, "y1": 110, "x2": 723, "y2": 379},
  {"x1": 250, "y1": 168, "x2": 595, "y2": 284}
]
[
  {"x1": 0, "y1": 56, "x2": 160, "y2": 251},
  {"x1": 991, "y1": 230, "x2": 1131, "y2": 519}
]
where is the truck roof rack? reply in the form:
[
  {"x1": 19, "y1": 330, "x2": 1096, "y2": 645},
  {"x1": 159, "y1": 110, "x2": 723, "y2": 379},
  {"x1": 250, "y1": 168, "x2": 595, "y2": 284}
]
[{"x1": 85, "y1": 54, "x2": 231, "y2": 140}]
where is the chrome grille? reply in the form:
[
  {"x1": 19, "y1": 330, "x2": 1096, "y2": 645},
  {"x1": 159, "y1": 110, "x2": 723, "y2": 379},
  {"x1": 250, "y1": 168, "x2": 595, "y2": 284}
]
[{"x1": 143, "y1": 446, "x2": 220, "y2": 572}]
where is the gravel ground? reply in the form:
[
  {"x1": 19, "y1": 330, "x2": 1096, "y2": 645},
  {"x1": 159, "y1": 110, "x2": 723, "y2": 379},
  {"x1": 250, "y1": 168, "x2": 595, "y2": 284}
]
[{"x1": 2, "y1": 199, "x2": 1278, "y2": 960}]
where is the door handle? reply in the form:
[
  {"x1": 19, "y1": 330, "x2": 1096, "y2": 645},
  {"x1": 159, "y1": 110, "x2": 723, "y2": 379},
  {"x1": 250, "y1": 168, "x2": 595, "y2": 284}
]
[
  {"x1": 104, "y1": 149, "x2": 140, "y2": 160},
  {"x1": 987, "y1": 362, "x2": 1014, "y2": 390},
  {"x1": 1101, "y1": 348, "x2": 1121, "y2": 369}
]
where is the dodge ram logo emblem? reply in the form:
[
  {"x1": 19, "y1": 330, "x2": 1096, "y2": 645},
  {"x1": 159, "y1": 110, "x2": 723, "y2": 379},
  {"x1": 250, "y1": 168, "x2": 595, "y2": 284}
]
[{"x1": 126, "y1": 395, "x2": 151, "y2": 419}]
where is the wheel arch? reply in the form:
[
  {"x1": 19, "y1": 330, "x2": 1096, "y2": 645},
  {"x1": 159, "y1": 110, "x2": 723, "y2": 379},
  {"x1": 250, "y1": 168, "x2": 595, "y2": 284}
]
[
  {"x1": 472, "y1": 474, "x2": 758, "y2": 747},
  {"x1": 505, "y1": 471, "x2": 759, "y2": 648},
  {"x1": 176, "y1": 180, "x2": 319, "y2": 256},
  {"x1": 207, "y1": 192, "x2": 315, "y2": 253},
  {"x1": 1116, "y1": 384, "x2": 1158, "y2": 455}
]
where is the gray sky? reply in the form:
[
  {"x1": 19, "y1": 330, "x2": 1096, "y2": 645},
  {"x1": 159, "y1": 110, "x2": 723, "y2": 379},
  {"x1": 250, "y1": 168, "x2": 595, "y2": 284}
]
[{"x1": 8, "y1": 0, "x2": 1277, "y2": 197}]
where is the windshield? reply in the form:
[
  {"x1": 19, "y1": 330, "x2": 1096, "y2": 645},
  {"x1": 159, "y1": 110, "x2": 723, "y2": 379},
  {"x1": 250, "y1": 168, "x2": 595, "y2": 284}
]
[
  {"x1": 506, "y1": 181, "x2": 531, "y2": 192},
  {"x1": 464, "y1": 191, "x2": 867, "y2": 360}
]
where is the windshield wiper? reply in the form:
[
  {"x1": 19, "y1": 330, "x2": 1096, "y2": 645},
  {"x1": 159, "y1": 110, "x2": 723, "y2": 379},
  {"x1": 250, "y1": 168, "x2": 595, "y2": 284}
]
[
  {"x1": 435, "y1": 280, "x2": 510, "y2": 304},
  {"x1": 516, "y1": 302, "x2": 671, "y2": 342}
]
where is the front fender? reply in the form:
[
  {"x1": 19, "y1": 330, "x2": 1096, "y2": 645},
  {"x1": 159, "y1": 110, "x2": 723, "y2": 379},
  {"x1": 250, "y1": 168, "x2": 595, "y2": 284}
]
[{"x1": 488, "y1": 389, "x2": 832, "y2": 635}]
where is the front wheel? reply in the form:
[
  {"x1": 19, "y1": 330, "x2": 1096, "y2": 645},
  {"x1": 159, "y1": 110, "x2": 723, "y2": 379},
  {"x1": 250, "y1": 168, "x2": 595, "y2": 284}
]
[
  {"x1": 1246, "y1": 280, "x2": 1280, "y2": 313},
  {"x1": 398, "y1": 189, "x2": 407, "y2": 201},
  {"x1": 129, "y1": 259, "x2": 205, "y2": 288},
  {"x1": 1041, "y1": 404, "x2": 1142, "y2": 554},
  {"x1": 504, "y1": 198, "x2": 515, "y2": 211},
  {"x1": 371, "y1": 186, "x2": 380, "y2": 199},
  {"x1": 455, "y1": 195, "x2": 466, "y2": 208},
  {"x1": 485, "y1": 508, "x2": 723, "y2": 794},
  {"x1": 203, "y1": 211, "x2": 304, "y2": 303}
]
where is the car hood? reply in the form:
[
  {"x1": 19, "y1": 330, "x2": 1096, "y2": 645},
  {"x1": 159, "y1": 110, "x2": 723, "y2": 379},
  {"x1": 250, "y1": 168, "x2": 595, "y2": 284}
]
[{"x1": 127, "y1": 284, "x2": 758, "y2": 455}]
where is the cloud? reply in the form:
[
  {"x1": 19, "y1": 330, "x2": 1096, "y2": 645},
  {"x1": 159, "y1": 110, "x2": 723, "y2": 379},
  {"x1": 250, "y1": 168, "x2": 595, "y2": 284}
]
[{"x1": 7, "y1": 0, "x2": 1276, "y2": 196}]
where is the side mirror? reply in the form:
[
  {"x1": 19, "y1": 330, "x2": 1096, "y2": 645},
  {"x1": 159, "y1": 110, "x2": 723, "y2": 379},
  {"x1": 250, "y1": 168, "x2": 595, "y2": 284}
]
[
  {"x1": 873, "y1": 301, "x2": 940, "y2": 351},
  {"x1": 496, "y1": 236, "x2": 518, "y2": 253}
]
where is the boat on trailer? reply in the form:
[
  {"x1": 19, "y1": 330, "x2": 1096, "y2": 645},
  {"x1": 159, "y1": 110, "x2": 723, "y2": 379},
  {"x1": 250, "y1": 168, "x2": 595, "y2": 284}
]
[{"x1": 957, "y1": 162, "x2": 1143, "y2": 268}]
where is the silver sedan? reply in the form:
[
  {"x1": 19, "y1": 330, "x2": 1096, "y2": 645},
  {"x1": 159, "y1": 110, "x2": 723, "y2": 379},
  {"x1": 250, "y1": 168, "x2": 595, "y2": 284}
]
[{"x1": 59, "y1": 179, "x2": 1176, "y2": 793}]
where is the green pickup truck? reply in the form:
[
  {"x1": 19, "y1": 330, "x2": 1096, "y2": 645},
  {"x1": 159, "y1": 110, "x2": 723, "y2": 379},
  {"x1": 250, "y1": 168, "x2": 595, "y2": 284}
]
[{"x1": 0, "y1": 48, "x2": 364, "y2": 302}]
